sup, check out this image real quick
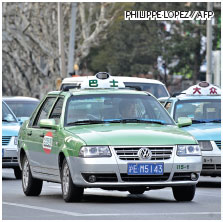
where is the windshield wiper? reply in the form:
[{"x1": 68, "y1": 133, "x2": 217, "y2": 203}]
[
  {"x1": 192, "y1": 120, "x2": 208, "y2": 123},
  {"x1": 210, "y1": 119, "x2": 221, "y2": 123},
  {"x1": 107, "y1": 118, "x2": 166, "y2": 125},
  {"x1": 192, "y1": 119, "x2": 221, "y2": 124},
  {"x1": 67, "y1": 120, "x2": 106, "y2": 126},
  {"x1": 2, "y1": 119, "x2": 13, "y2": 122}
]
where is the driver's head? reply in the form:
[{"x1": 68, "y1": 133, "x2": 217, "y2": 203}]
[{"x1": 119, "y1": 100, "x2": 137, "y2": 119}]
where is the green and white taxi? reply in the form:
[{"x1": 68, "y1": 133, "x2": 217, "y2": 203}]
[{"x1": 18, "y1": 73, "x2": 202, "y2": 202}]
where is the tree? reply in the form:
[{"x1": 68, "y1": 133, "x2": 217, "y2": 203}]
[{"x1": 2, "y1": 2, "x2": 123, "y2": 98}]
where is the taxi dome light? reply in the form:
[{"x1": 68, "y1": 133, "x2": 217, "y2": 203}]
[
  {"x1": 198, "y1": 81, "x2": 210, "y2": 88},
  {"x1": 95, "y1": 72, "x2": 110, "y2": 80},
  {"x1": 80, "y1": 72, "x2": 125, "y2": 89},
  {"x1": 181, "y1": 82, "x2": 221, "y2": 96}
]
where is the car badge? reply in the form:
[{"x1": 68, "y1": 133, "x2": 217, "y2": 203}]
[{"x1": 138, "y1": 147, "x2": 152, "y2": 160}]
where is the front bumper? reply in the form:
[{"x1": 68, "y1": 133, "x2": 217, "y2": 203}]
[
  {"x1": 67, "y1": 146, "x2": 202, "y2": 188},
  {"x1": 201, "y1": 141, "x2": 221, "y2": 176},
  {"x1": 2, "y1": 142, "x2": 19, "y2": 168}
]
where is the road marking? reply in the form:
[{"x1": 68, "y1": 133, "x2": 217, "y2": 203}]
[{"x1": 3, "y1": 202, "x2": 221, "y2": 217}]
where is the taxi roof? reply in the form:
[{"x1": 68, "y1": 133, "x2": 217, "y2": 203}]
[
  {"x1": 172, "y1": 95, "x2": 221, "y2": 101},
  {"x1": 48, "y1": 88, "x2": 151, "y2": 97},
  {"x1": 62, "y1": 76, "x2": 165, "y2": 85}
]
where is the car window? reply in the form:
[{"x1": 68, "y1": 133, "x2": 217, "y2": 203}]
[
  {"x1": 5, "y1": 101, "x2": 39, "y2": 118},
  {"x1": 49, "y1": 98, "x2": 64, "y2": 124},
  {"x1": 2, "y1": 102, "x2": 17, "y2": 123},
  {"x1": 174, "y1": 99, "x2": 221, "y2": 122},
  {"x1": 33, "y1": 97, "x2": 56, "y2": 127},
  {"x1": 65, "y1": 94, "x2": 175, "y2": 126},
  {"x1": 124, "y1": 82, "x2": 169, "y2": 98}
]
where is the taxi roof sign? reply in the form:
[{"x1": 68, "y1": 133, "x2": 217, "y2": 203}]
[
  {"x1": 182, "y1": 81, "x2": 221, "y2": 96},
  {"x1": 81, "y1": 72, "x2": 125, "y2": 89}
]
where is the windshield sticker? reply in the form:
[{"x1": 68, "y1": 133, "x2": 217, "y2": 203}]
[
  {"x1": 43, "y1": 132, "x2": 53, "y2": 154},
  {"x1": 176, "y1": 104, "x2": 183, "y2": 109}
]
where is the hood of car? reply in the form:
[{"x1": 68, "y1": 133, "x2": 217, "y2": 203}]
[
  {"x1": 65, "y1": 123, "x2": 197, "y2": 146},
  {"x1": 2, "y1": 123, "x2": 20, "y2": 136},
  {"x1": 181, "y1": 123, "x2": 221, "y2": 141}
]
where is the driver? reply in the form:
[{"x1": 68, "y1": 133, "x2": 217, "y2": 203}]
[{"x1": 119, "y1": 100, "x2": 138, "y2": 119}]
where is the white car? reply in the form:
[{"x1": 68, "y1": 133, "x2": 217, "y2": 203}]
[
  {"x1": 3, "y1": 97, "x2": 39, "y2": 123},
  {"x1": 60, "y1": 74, "x2": 169, "y2": 99},
  {"x1": 2, "y1": 101, "x2": 21, "y2": 179}
]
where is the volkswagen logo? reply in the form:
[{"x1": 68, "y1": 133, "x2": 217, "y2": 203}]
[{"x1": 138, "y1": 147, "x2": 152, "y2": 160}]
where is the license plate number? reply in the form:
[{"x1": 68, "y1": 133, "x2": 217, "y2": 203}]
[
  {"x1": 127, "y1": 163, "x2": 164, "y2": 175},
  {"x1": 203, "y1": 157, "x2": 213, "y2": 163}
]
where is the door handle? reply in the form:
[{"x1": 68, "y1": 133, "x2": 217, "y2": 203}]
[
  {"x1": 40, "y1": 133, "x2": 45, "y2": 138},
  {"x1": 27, "y1": 131, "x2": 32, "y2": 136}
]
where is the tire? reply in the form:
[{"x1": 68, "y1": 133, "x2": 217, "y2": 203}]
[
  {"x1": 128, "y1": 187, "x2": 146, "y2": 195},
  {"x1": 172, "y1": 185, "x2": 196, "y2": 201},
  {"x1": 61, "y1": 159, "x2": 84, "y2": 202},
  {"x1": 22, "y1": 155, "x2": 43, "y2": 196},
  {"x1": 14, "y1": 167, "x2": 22, "y2": 179}
]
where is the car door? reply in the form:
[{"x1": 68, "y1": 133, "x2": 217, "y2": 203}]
[
  {"x1": 41, "y1": 97, "x2": 65, "y2": 177},
  {"x1": 26, "y1": 97, "x2": 57, "y2": 174}
]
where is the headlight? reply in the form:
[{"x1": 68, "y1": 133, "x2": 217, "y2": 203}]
[
  {"x1": 79, "y1": 146, "x2": 111, "y2": 158},
  {"x1": 177, "y1": 145, "x2": 201, "y2": 156},
  {"x1": 198, "y1": 141, "x2": 213, "y2": 151},
  {"x1": 14, "y1": 136, "x2": 18, "y2": 145}
]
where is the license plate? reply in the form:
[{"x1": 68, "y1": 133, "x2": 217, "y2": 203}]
[
  {"x1": 203, "y1": 157, "x2": 213, "y2": 164},
  {"x1": 127, "y1": 163, "x2": 164, "y2": 175}
]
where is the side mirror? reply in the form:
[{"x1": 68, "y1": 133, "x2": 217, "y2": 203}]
[
  {"x1": 39, "y1": 119, "x2": 58, "y2": 130},
  {"x1": 177, "y1": 117, "x2": 192, "y2": 128}
]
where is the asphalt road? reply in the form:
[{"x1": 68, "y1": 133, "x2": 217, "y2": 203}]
[{"x1": 2, "y1": 169, "x2": 221, "y2": 220}]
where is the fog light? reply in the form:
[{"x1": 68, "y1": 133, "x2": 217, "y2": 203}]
[
  {"x1": 191, "y1": 173, "x2": 198, "y2": 181},
  {"x1": 88, "y1": 175, "x2": 96, "y2": 183}
]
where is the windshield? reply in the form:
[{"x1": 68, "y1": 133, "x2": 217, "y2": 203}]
[
  {"x1": 124, "y1": 82, "x2": 169, "y2": 98},
  {"x1": 2, "y1": 102, "x2": 17, "y2": 123},
  {"x1": 5, "y1": 101, "x2": 39, "y2": 117},
  {"x1": 65, "y1": 94, "x2": 175, "y2": 126},
  {"x1": 174, "y1": 99, "x2": 221, "y2": 123}
]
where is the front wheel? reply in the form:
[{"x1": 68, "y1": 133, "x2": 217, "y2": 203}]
[
  {"x1": 61, "y1": 159, "x2": 84, "y2": 202},
  {"x1": 14, "y1": 167, "x2": 22, "y2": 179},
  {"x1": 172, "y1": 185, "x2": 196, "y2": 201},
  {"x1": 22, "y1": 156, "x2": 43, "y2": 196}
]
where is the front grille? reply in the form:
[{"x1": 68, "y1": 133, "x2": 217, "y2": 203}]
[
  {"x1": 215, "y1": 141, "x2": 221, "y2": 149},
  {"x1": 82, "y1": 173, "x2": 118, "y2": 183},
  {"x1": 172, "y1": 172, "x2": 195, "y2": 181},
  {"x1": 216, "y1": 164, "x2": 221, "y2": 170},
  {"x1": 2, "y1": 157, "x2": 18, "y2": 163},
  {"x1": 120, "y1": 173, "x2": 170, "y2": 182},
  {"x1": 114, "y1": 146, "x2": 173, "y2": 161},
  {"x1": 203, "y1": 164, "x2": 215, "y2": 170},
  {"x1": 2, "y1": 136, "x2": 12, "y2": 146}
]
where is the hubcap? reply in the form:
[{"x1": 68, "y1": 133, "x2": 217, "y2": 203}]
[
  {"x1": 23, "y1": 159, "x2": 29, "y2": 189},
  {"x1": 62, "y1": 164, "x2": 70, "y2": 196}
]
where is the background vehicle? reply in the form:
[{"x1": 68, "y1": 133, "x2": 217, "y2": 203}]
[
  {"x1": 18, "y1": 74, "x2": 202, "y2": 202},
  {"x1": 159, "y1": 82, "x2": 221, "y2": 176},
  {"x1": 60, "y1": 75, "x2": 170, "y2": 98},
  {"x1": 2, "y1": 101, "x2": 21, "y2": 179},
  {"x1": 3, "y1": 97, "x2": 39, "y2": 123}
]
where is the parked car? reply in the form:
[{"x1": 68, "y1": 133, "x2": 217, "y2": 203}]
[
  {"x1": 18, "y1": 73, "x2": 202, "y2": 202},
  {"x1": 3, "y1": 97, "x2": 39, "y2": 123},
  {"x1": 2, "y1": 101, "x2": 21, "y2": 179},
  {"x1": 60, "y1": 75, "x2": 170, "y2": 98},
  {"x1": 159, "y1": 82, "x2": 221, "y2": 177}
]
